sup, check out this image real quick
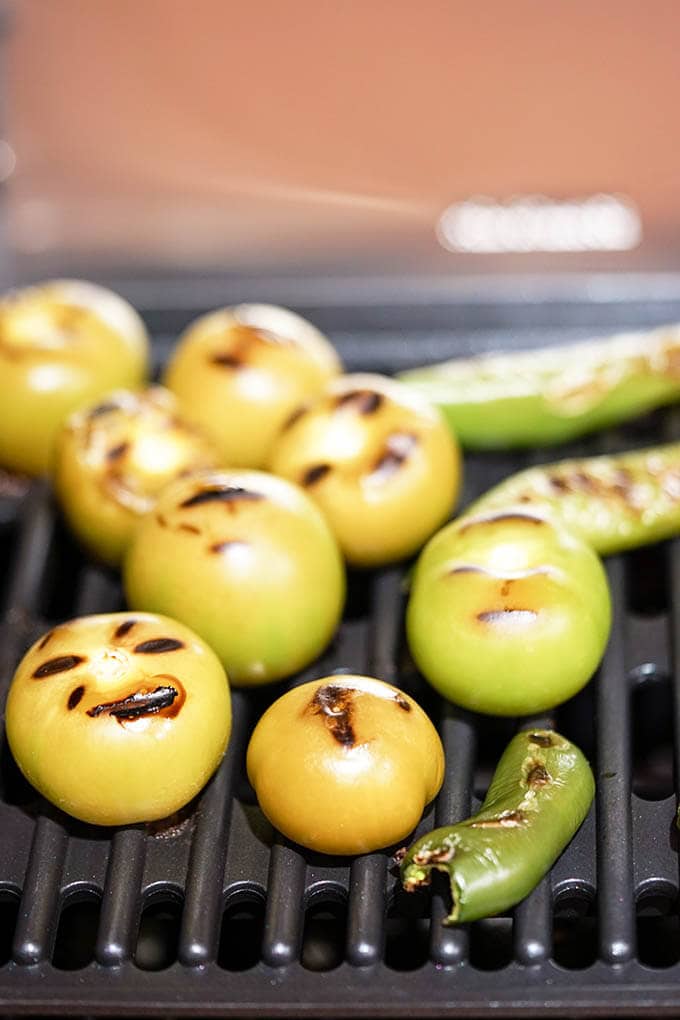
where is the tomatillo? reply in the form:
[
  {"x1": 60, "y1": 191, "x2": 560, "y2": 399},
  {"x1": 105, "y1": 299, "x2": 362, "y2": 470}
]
[
  {"x1": 268, "y1": 373, "x2": 461, "y2": 567},
  {"x1": 0, "y1": 279, "x2": 149, "y2": 476},
  {"x1": 163, "y1": 303, "x2": 341, "y2": 468},
  {"x1": 5, "y1": 612, "x2": 231, "y2": 825},
  {"x1": 52, "y1": 386, "x2": 220, "y2": 567},
  {"x1": 123, "y1": 470, "x2": 345, "y2": 685},
  {"x1": 247, "y1": 675, "x2": 444, "y2": 855},
  {"x1": 406, "y1": 509, "x2": 611, "y2": 716}
]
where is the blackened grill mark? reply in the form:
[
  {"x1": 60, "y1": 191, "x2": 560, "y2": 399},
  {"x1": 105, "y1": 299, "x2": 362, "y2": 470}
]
[
  {"x1": 88, "y1": 401, "x2": 119, "y2": 419},
  {"x1": 282, "y1": 405, "x2": 308, "y2": 431},
  {"x1": 106, "y1": 441, "x2": 130, "y2": 462},
  {"x1": 210, "y1": 539, "x2": 250, "y2": 554},
  {"x1": 469, "y1": 811, "x2": 526, "y2": 829},
  {"x1": 529, "y1": 732, "x2": 554, "y2": 748},
  {"x1": 67, "y1": 685, "x2": 85, "y2": 710},
  {"x1": 180, "y1": 486, "x2": 265, "y2": 509},
  {"x1": 33, "y1": 655, "x2": 85, "y2": 678},
  {"x1": 302, "y1": 463, "x2": 331, "y2": 487},
  {"x1": 368, "y1": 432, "x2": 418, "y2": 484},
  {"x1": 157, "y1": 513, "x2": 169, "y2": 528},
  {"x1": 87, "y1": 685, "x2": 178, "y2": 721},
  {"x1": 336, "y1": 390, "x2": 384, "y2": 415},
  {"x1": 449, "y1": 565, "x2": 489, "y2": 576},
  {"x1": 500, "y1": 580, "x2": 512, "y2": 597},
  {"x1": 211, "y1": 352, "x2": 242, "y2": 369},
  {"x1": 310, "y1": 684, "x2": 356, "y2": 747},
  {"x1": 179, "y1": 522, "x2": 202, "y2": 534},
  {"x1": 113, "y1": 619, "x2": 137, "y2": 640},
  {"x1": 37, "y1": 630, "x2": 54, "y2": 650},
  {"x1": 459, "y1": 512, "x2": 545, "y2": 533},
  {"x1": 395, "y1": 694, "x2": 411, "y2": 712},
  {"x1": 134, "y1": 638, "x2": 184, "y2": 654},
  {"x1": 477, "y1": 609, "x2": 538, "y2": 625},
  {"x1": 527, "y1": 763, "x2": 551, "y2": 787}
]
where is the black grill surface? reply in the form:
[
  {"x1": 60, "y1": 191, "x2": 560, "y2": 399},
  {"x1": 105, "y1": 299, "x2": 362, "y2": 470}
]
[{"x1": 2, "y1": 280, "x2": 680, "y2": 1016}]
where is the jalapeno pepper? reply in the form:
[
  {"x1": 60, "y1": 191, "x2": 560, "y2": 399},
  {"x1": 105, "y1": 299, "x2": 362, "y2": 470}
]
[
  {"x1": 398, "y1": 325, "x2": 680, "y2": 449},
  {"x1": 400, "y1": 729, "x2": 594, "y2": 924},
  {"x1": 468, "y1": 441, "x2": 680, "y2": 556}
]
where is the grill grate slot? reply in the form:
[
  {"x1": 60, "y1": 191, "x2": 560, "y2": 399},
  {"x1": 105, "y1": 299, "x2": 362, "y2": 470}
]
[{"x1": 2, "y1": 299, "x2": 680, "y2": 1013}]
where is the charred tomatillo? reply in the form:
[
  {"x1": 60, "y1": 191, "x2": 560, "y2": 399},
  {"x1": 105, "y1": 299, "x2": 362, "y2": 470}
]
[
  {"x1": 52, "y1": 386, "x2": 220, "y2": 567},
  {"x1": 247, "y1": 675, "x2": 444, "y2": 855},
  {"x1": 407, "y1": 510, "x2": 611, "y2": 716},
  {"x1": 5, "y1": 612, "x2": 231, "y2": 825},
  {"x1": 123, "y1": 470, "x2": 345, "y2": 685},
  {"x1": 268, "y1": 373, "x2": 461, "y2": 567},
  {"x1": 163, "y1": 303, "x2": 341, "y2": 468},
  {"x1": 0, "y1": 280, "x2": 149, "y2": 476}
]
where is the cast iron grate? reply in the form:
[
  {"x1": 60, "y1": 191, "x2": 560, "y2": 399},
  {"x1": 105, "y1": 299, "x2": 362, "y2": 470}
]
[{"x1": 2, "y1": 288, "x2": 680, "y2": 1016}]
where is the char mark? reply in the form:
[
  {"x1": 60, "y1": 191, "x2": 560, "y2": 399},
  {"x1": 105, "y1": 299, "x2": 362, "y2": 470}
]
[
  {"x1": 310, "y1": 683, "x2": 356, "y2": 747},
  {"x1": 180, "y1": 486, "x2": 264, "y2": 508},
  {"x1": 87, "y1": 685, "x2": 178, "y2": 721},
  {"x1": 394, "y1": 693, "x2": 412, "y2": 712},
  {"x1": 336, "y1": 389, "x2": 384, "y2": 415},
  {"x1": 528, "y1": 732, "x2": 554, "y2": 748},
  {"x1": 113, "y1": 619, "x2": 137, "y2": 640},
  {"x1": 526, "y1": 762, "x2": 551, "y2": 787},
  {"x1": 210, "y1": 539, "x2": 249, "y2": 554},
  {"x1": 459, "y1": 511, "x2": 545, "y2": 533},
  {"x1": 37, "y1": 630, "x2": 54, "y2": 650},
  {"x1": 106, "y1": 441, "x2": 130, "y2": 462},
  {"x1": 67, "y1": 685, "x2": 85, "y2": 710},
  {"x1": 211, "y1": 352, "x2": 242, "y2": 369},
  {"x1": 302, "y1": 463, "x2": 332, "y2": 486},
  {"x1": 88, "y1": 401, "x2": 119, "y2": 419},
  {"x1": 134, "y1": 638, "x2": 184, "y2": 654},
  {"x1": 33, "y1": 655, "x2": 85, "y2": 678},
  {"x1": 469, "y1": 810, "x2": 526, "y2": 829},
  {"x1": 477, "y1": 609, "x2": 538, "y2": 625},
  {"x1": 368, "y1": 432, "x2": 418, "y2": 483}
]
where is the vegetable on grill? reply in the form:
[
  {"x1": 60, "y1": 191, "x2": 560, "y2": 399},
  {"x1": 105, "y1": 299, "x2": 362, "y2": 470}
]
[
  {"x1": 0, "y1": 279, "x2": 149, "y2": 476},
  {"x1": 163, "y1": 303, "x2": 341, "y2": 469},
  {"x1": 5, "y1": 612, "x2": 231, "y2": 825},
  {"x1": 247, "y1": 674, "x2": 444, "y2": 855},
  {"x1": 52, "y1": 386, "x2": 220, "y2": 567},
  {"x1": 268, "y1": 372, "x2": 461, "y2": 567},
  {"x1": 401, "y1": 729, "x2": 594, "y2": 923},
  {"x1": 398, "y1": 324, "x2": 680, "y2": 450},
  {"x1": 123, "y1": 469, "x2": 345, "y2": 686}
]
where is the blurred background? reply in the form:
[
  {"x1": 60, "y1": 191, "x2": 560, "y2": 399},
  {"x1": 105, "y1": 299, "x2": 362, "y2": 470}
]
[{"x1": 4, "y1": 0, "x2": 680, "y2": 286}]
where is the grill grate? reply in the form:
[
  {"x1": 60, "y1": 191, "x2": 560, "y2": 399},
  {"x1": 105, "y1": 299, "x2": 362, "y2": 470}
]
[{"x1": 2, "y1": 291, "x2": 680, "y2": 1015}]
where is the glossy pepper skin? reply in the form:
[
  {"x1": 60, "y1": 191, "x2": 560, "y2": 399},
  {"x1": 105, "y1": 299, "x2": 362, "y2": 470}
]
[
  {"x1": 123, "y1": 469, "x2": 345, "y2": 686},
  {"x1": 468, "y1": 441, "x2": 680, "y2": 556},
  {"x1": 52, "y1": 386, "x2": 220, "y2": 567},
  {"x1": 398, "y1": 325, "x2": 680, "y2": 449},
  {"x1": 247, "y1": 675, "x2": 444, "y2": 855},
  {"x1": 401, "y1": 729, "x2": 594, "y2": 923},
  {"x1": 406, "y1": 510, "x2": 611, "y2": 716},
  {"x1": 163, "y1": 303, "x2": 341, "y2": 468},
  {"x1": 0, "y1": 280, "x2": 149, "y2": 476},
  {"x1": 5, "y1": 612, "x2": 231, "y2": 826}
]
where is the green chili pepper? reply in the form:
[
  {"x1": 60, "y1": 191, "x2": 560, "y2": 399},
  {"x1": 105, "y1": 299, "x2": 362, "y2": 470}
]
[
  {"x1": 468, "y1": 441, "x2": 680, "y2": 556},
  {"x1": 398, "y1": 326, "x2": 680, "y2": 449},
  {"x1": 400, "y1": 729, "x2": 594, "y2": 924}
]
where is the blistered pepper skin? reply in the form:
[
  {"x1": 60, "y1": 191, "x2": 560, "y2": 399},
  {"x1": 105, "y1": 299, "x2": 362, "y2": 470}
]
[
  {"x1": 401, "y1": 729, "x2": 594, "y2": 923},
  {"x1": 468, "y1": 442, "x2": 680, "y2": 556},
  {"x1": 0, "y1": 280, "x2": 149, "y2": 476},
  {"x1": 406, "y1": 511, "x2": 611, "y2": 716},
  {"x1": 398, "y1": 325, "x2": 680, "y2": 449}
]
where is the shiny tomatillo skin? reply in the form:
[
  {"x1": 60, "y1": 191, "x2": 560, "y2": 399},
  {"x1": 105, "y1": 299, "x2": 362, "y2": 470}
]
[
  {"x1": 268, "y1": 373, "x2": 461, "y2": 567},
  {"x1": 398, "y1": 324, "x2": 680, "y2": 449},
  {"x1": 163, "y1": 303, "x2": 341, "y2": 468},
  {"x1": 123, "y1": 469, "x2": 345, "y2": 686},
  {"x1": 468, "y1": 441, "x2": 680, "y2": 556},
  {"x1": 247, "y1": 675, "x2": 444, "y2": 855},
  {"x1": 52, "y1": 386, "x2": 220, "y2": 567},
  {"x1": 406, "y1": 509, "x2": 611, "y2": 716},
  {"x1": 5, "y1": 612, "x2": 231, "y2": 825},
  {"x1": 401, "y1": 729, "x2": 594, "y2": 923},
  {"x1": 0, "y1": 280, "x2": 149, "y2": 476}
]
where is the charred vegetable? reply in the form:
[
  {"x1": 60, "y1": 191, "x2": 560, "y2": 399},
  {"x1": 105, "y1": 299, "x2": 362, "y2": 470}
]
[
  {"x1": 401, "y1": 729, "x2": 594, "y2": 923},
  {"x1": 399, "y1": 325, "x2": 680, "y2": 449},
  {"x1": 163, "y1": 303, "x2": 341, "y2": 468},
  {"x1": 406, "y1": 509, "x2": 611, "y2": 716},
  {"x1": 0, "y1": 280, "x2": 149, "y2": 476},
  {"x1": 247, "y1": 675, "x2": 444, "y2": 855},
  {"x1": 468, "y1": 441, "x2": 680, "y2": 556},
  {"x1": 123, "y1": 469, "x2": 345, "y2": 685},
  {"x1": 268, "y1": 373, "x2": 461, "y2": 567},
  {"x1": 52, "y1": 386, "x2": 220, "y2": 567},
  {"x1": 5, "y1": 612, "x2": 231, "y2": 825}
]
